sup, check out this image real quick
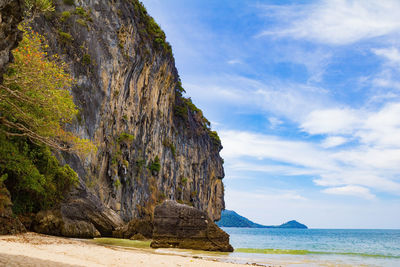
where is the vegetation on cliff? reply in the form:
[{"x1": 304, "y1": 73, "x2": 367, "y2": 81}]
[
  {"x1": 174, "y1": 95, "x2": 222, "y2": 148},
  {"x1": 0, "y1": 135, "x2": 79, "y2": 214},
  {"x1": 131, "y1": 0, "x2": 172, "y2": 56},
  {"x1": 0, "y1": 26, "x2": 93, "y2": 214},
  {"x1": 1, "y1": 27, "x2": 94, "y2": 153},
  {"x1": 23, "y1": 0, "x2": 55, "y2": 19}
]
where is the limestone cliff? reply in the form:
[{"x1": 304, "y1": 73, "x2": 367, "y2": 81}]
[
  {"x1": 0, "y1": 0, "x2": 22, "y2": 83},
  {"x1": 30, "y1": 0, "x2": 225, "y2": 234}
]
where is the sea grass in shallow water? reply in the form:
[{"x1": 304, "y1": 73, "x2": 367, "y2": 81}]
[
  {"x1": 91, "y1": 238, "x2": 151, "y2": 249},
  {"x1": 235, "y1": 248, "x2": 400, "y2": 259}
]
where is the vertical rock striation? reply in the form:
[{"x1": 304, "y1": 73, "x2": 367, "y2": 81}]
[
  {"x1": 0, "y1": 0, "x2": 22, "y2": 83},
  {"x1": 30, "y1": 0, "x2": 225, "y2": 235}
]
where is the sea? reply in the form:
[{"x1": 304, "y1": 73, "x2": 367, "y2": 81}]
[{"x1": 220, "y1": 228, "x2": 400, "y2": 267}]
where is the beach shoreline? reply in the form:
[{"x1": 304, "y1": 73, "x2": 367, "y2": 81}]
[
  {"x1": 0, "y1": 232, "x2": 252, "y2": 267},
  {"x1": 0, "y1": 232, "x2": 385, "y2": 267}
]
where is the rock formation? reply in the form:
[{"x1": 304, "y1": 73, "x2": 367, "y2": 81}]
[
  {"x1": 112, "y1": 218, "x2": 153, "y2": 239},
  {"x1": 0, "y1": 182, "x2": 26, "y2": 234},
  {"x1": 0, "y1": 0, "x2": 22, "y2": 83},
  {"x1": 28, "y1": 0, "x2": 226, "y2": 237},
  {"x1": 0, "y1": 0, "x2": 226, "y2": 239},
  {"x1": 32, "y1": 185, "x2": 124, "y2": 238},
  {"x1": 151, "y1": 200, "x2": 233, "y2": 252}
]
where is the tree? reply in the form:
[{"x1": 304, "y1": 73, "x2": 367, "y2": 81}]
[
  {"x1": 23, "y1": 0, "x2": 55, "y2": 20},
  {"x1": 0, "y1": 26, "x2": 91, "y2": 213},
  {"x1": 0, "y1": 133, "x2": 79, "y2": 213},
  {"x1": 0, "y1": 26, "x2": 95, "y2": 155}
]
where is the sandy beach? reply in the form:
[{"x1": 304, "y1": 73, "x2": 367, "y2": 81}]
[{"x1": 0, "y1": 233, "x2": 252, "y2": 267}]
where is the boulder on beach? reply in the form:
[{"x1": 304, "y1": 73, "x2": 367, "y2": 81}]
[
  {"x1": 112, "y1": 218, "x2": 153, "y2": 239},
  {"x1": 150, "y1": 200, "x2": 233, "y2": 252},
  {"x1": 32, "y1": 186, "x2": 123, "y2": 238}
]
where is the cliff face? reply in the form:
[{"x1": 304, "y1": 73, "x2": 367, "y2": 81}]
[
  {"x1": 32, "y1": 0, "x2": 225, "y2": 228},
  {"x1": 0, "y1": 0, "x2": 22, "y2": 83}
]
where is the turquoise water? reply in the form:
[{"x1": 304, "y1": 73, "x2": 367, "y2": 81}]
[{"x1": 222, "y1": 228, "x2": 400, "y2": 266}]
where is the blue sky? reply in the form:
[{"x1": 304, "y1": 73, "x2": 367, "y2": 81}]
[{"x1": 141, "y1": 0, "x2": 400, "y2": 229}]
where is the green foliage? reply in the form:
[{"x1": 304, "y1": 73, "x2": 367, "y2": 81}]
[
  {"x1": 0, "y1": 25, "x2": 94, "y2": 216},
  {"x1": 147, "y1": 156, "x2": 161, "y2": 174},
  {"x1": 184, "y1": 97, "x2": 200, "y2": 113},
  {"x1": 82, "y1": 54, "x2": 91, "y2": 65},
  {"x1": 114, "y1": 178, "x2": 121, "y2": 189},
  {"x1": 209, "y1": 131, "x2": 221, "y2": 146},
  {"x1": 0, "y1": 133, "x2": 78, "y2": 214},
  {"x1": 74, "y1": 7, "x2": 86, "y2": 16},
  {"x1": 173, "y1": 93, "x2": 221, "y2": 148},
  {"x1": 60, "y1": 11, "x2": 71, "y2": 22},
  {"x1": 2, "y1": 27, "x2": 94, "y2": 154},
  {"x1": 174, "y1": 104, "x2": 187, "y2": 120},
  {"x1": 162, "y1": 139, "x2": 176, "y2": 157},
  {"x1": 58, "y1": 31, "x2": 73, "y2": 43},
  {"x1": 111, "y1": 155, "x2": 118, "y2": 166},
  {"x1": 132, "y1": 0, "x2": 172, "y2": 56},
  {"x1": 24, "y1": 0, "x2": 55, "y2": 18},
  {"x1": 180, "y1": 176, "x2": 188, "y2": 185},
  {"x1": 63, "y1": 0, "x2": 74, "y2": 5},
  {"x1": 76, "y1": 18, "x2": 88, "y2": 28},
  {"x1": 116, "y1": 133, "x2": 134, "y2": 144},
  {"x1": 74, "y1": 7, "x2": 92, "y2": 22},
  {"x1": 175, "y1": 79, "x2": 186, "y2": 95},
  {"x1": 122, "y1": 160, "x2": 129, "y2": 168},
  {"x1": 174, "y1": 97, "x2": 211, "y2": 130},
  {"x1": 135, "y1": 157, "x2": 145, "y2": 170}
]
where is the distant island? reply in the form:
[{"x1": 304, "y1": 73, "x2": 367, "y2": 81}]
[{"x1": 216, "y1": 210, "x2": 308, "y2": 229}]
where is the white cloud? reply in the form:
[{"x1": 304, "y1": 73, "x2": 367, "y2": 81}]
[
  {"x1": 259, "y1": 0, "x2": 400, "y2": 45},
  {"x1": 266, "y1": 46, "x2": 332, "y2": 82},
  {"x1": 372, "y1": 77, "x2": 400, "y2": 90},
  {"x1": 301, "y1": 108, "x2": 361, "y2": 135},
  {"x1": 221, "y1": 127, "x2": 400, "y2": 197},
  {"x1": 373, "y1": 47, "x2": 400, "y2": 65},
  {"x1": 370, "y1": 48, "x2": 400, "y2": 99},
  {"x1": 321, "y1": 136, "x2": 348, "y2": 148},
  {"x1": 220, "y1": 131, "x2": 336, "y2": 171},
  {"x1": 359, "y1": 103, "x2": 400, "y2": 147},
  {"x1": 227, "y1": 59, "x2": 242, "y2": 65},
  {"x1": 322, "y1": 185, "x2": 375, "y2": 199},
  {"x1": 185, "y1": 74, "x2": 333, "y2": 122},
  {"x1": 187, "y1": 74, "x2": 400, "y2": 199},
  {"x1": 226, "y1": 162, "x2": 319, "y2": 177},
  {"x1": 268, "y1": 117, "x2": 283, "y2": 129},
  {"x1": 300, "y1": 103, "x2": 400, "y2": 148}
]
